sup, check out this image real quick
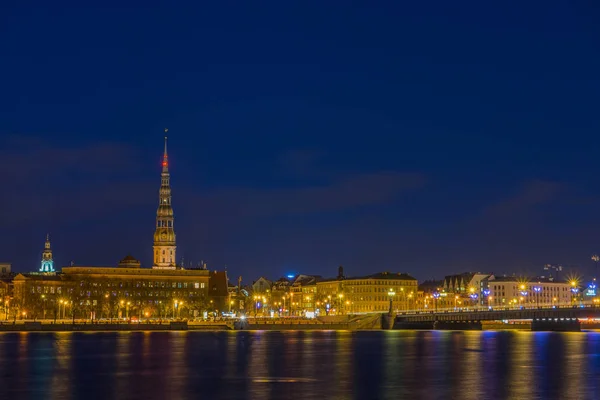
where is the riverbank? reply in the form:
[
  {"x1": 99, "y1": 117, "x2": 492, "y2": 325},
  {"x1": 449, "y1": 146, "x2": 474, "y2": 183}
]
[
  {"x1": 1, "y1": 317, "x2": 596, "y2": 332},
  {"x1": 0, "y1": 314, "x2": 383, "y2": 332},
  {"x1": 0, "y1": 321, "x2": 195, "y2": 332},
  {"x1": 0, "y1": 322, "x2": 361, "y2": 332}
]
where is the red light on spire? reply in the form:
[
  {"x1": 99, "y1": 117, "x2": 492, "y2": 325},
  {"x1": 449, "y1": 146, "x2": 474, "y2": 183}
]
[{"x1": 162, "y1": 161, "x2": 168, "y2": 167}]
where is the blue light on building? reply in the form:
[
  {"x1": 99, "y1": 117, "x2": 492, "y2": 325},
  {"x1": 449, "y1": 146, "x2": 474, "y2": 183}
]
[{"x1": 40, "y1": 234, "x2": 55, "y2": 273}]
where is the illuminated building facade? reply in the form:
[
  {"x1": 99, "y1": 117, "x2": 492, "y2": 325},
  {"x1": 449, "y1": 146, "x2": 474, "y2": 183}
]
[
  {"x1": 40, "y1": 234, "x2": 54, "y2": 273},
  {"x1": 316, "y1": 271, "x2": 418, "y2": 314},
  {"x1": 153, "y1": 134, "x2": 177, "y2": 269},
  {"x1": 13, "y1": 256, "x2": 212, "y2": 320},
  {"x1": 486, "y1": 277, "x2": 572, "y2": 307}
]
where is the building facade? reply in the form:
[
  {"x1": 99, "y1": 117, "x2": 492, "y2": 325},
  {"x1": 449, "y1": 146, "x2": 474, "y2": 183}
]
[
  {"x1": 13, "y1": 255, "x2": 212, "y2": 320},
  {"x1": 486, "y1": 276, "x2": 572, "y2": 307},
  {"x1": 315, "y1": 271, "x2": 418, "y2": 314}
]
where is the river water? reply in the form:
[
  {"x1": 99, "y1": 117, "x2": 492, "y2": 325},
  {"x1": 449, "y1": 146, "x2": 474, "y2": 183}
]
[{"x1": 0, "y1": 330, "x2": 599, "y2": 399}]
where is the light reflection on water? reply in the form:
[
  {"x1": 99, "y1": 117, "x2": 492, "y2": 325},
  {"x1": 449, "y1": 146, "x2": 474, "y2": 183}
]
[{"x1": 0, "y1": 330, "x2": 600, "y2": 399}]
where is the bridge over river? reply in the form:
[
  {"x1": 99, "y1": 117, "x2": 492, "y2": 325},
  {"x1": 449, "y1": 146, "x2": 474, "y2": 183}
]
[{"x1": 393, "y1": 305, "x2": 600, "y2": 331}]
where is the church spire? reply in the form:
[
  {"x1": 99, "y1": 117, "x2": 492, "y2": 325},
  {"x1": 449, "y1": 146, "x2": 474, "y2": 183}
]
[
  {"x1": 162, "y1": 129, "x2": 169, "y2": 172},
  {"x1": 40, "y1": 234, "x2": 54, "y2": 273},
  {"x1": 153, "y1": 132, "x2": 176, "y2": 269}
]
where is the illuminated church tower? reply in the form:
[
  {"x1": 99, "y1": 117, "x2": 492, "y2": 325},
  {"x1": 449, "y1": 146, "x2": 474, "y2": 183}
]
[
  {"x1": 40, "y1": 234, "x2": 54, "y2": 272},
  {"x1": 152, "y1": 132, "x2": 177, "y2": 269}
]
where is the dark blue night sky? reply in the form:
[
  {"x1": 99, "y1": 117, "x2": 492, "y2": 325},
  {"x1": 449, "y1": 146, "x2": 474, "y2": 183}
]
[{"x1": 1, "y1": 1, "x2": 599, "y2": 281}]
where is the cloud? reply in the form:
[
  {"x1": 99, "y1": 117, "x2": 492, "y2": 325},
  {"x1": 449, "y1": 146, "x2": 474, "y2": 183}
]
[
  {"x1": 483, "y1": 180, "x2": 563, "y2": 217},
  {"x1": 186, "y1": 171, "x2": 425, "y2": 219},
  {"x1": 0, "y1": 135, "x2": 152, "y2": 225},
  {"x1": 276, "y1": 148, "x2": 324, "y2": 177},
  {"x1": 174, "y1": 172, "x2": 425, "y2": 276}
]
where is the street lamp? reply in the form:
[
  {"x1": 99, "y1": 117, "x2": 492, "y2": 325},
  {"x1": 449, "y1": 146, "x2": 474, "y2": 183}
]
[
  {"x1": 469, "y1": 292, "x2": 478, "y2": 309},
  {"x1": 41, "y1": 294, "x2": 47, "y2": 320},
  {"x1": 519, "y1": 285, "x2": 528, "y2": 308},
  {"x1": 387, "y1": 289, "x2": 396, "y2": 314},
  {"x1": 588, "y1": 282, "x2": 597, "y2": 304},
  {"x1": 400, "y1": 288, "x2": 405, "y2": 311},
  {"x1": 482, "y1": 289, "x2": 491, "y2": 308},
  {"x1": 262, "y1": 297, "x2": 267, "y2": 316},
  {"x1": 570, "y1": 281, "x2": 580, "y2": 306},
  {"x1": 282, "y1": 295, "x2": 287, "y2": 316},
  {"x1": 104, "y1": 294, "x2": 110, "y2": 321},
  {"x1": 533, "y1": 286, "x2": 541, "y2": 308},
  {"x1": 432, "y1": 292, "x2": 440, "y2": 312}
]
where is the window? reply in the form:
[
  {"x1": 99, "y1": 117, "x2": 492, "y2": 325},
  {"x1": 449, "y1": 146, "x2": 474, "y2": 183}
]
[
  {"x1": 200, "y1": 283, "x2": 205, "y2": 289},
  {"x1": 194, "y1": 282, "x2": 199, "y2": 289}
]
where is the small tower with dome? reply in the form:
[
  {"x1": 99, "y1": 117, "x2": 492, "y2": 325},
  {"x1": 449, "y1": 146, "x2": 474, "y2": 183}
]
[{"x1": 40, "y1": 234, "x2": 55, "y2": 273}]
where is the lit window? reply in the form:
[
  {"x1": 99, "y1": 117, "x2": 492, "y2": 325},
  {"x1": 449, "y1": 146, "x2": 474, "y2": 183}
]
[{"x1": 200, "y1": 283, "x2": 205, "y2": 289}]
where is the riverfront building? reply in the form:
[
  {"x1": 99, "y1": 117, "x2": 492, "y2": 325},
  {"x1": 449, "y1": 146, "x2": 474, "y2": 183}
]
[
  {"x1": 486, "y1": 276, "x2": 573, "y2": 307},
  {"x1": 316, "y1": 268, "x2": 418, "y2": 314},
  {"x1": 11, "y1": 136, "x2": 228, "y2": 320},
  {"x1": 13, "y1": 257, "x2": 214, "y2": 320}
]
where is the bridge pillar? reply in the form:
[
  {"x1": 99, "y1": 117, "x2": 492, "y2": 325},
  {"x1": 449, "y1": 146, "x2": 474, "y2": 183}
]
[
  {"x1": 531, "y1": 318, "x2": 580, "y2": 332},
  {"x1": 382, "y1": 314, "x2": 394, "y2": 329},
  {"x1": 434, "y1": 321, "x2": 482, "y2": 331}
]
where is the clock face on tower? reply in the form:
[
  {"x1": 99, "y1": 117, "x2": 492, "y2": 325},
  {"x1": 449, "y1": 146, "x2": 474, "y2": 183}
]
[{"x1": 161, "y1": 232, "x2": 167, "y2": 240}]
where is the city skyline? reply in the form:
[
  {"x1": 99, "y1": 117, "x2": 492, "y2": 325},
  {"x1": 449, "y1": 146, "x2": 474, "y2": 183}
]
[
  {"x1": 1, "y1": 134, "x2": 596, "y2": 282},
  {"x1": 2, "y1": 2, "x2": 600, "y2": 280}
]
